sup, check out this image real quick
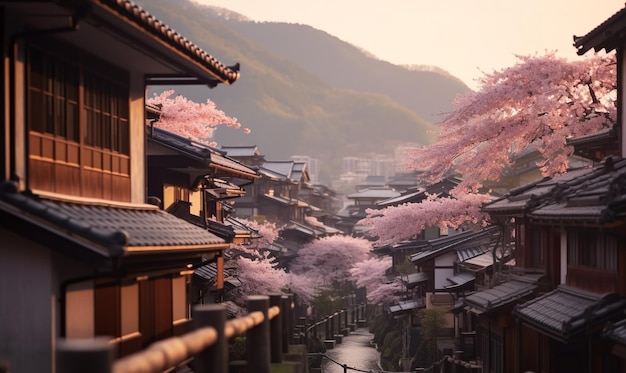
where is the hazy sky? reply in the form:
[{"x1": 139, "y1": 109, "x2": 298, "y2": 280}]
[{"x1": 196, "y1": 0, "x2": 623, "y2": 89}]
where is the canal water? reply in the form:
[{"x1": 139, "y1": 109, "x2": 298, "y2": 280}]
[{"x1": 320, "y1": 327, "x2": 380, "y2": 373}]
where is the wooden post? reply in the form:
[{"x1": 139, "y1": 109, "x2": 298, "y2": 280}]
[
  {"x1": 56, "y1": 337, "x2": 112, "y2": 373},
  {"x1": 192, "y1": 304, "x2": 227, "y2": 373},
  {"x1": 287, "y1": 294, "x2": 295, "y2": 345},
  {"x1": 247, "y1": 295, "x2": 270, "y2": 373},
  {"x1": 325, "y1": 316, "x2": 331, "y2": 341},
  {"x1": 269, "y1": 293, "x2": 283, "y2": 363},
  {"x1": 281, "y1": 295, "x2": 290, "y2": 353}
]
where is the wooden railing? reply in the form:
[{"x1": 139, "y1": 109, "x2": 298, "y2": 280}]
[
  {"x1": 304, "y1": 303, "x2": 367, "y2": 347},
  {"x1": 55, "y1": 294, "x2": 294, "y2": 373}
]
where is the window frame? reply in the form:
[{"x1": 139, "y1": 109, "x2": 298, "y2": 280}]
[{"x1": 26, "y1": 41, "x2": 131, "y2": 200}]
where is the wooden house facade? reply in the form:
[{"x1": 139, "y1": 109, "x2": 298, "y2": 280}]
[{"x1": 0, "y1": 1, "x2": 242, "y2": 371}]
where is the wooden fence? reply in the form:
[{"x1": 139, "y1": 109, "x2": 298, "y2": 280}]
[
  {"x1": 303, "y1": 303, "x2": 367, "y2": 348},
  {"x1": 56, "y1": 294, "x2": 294, "y2": 373}
]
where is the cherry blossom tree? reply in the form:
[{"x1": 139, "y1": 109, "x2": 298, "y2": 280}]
[
  {"x1": 350, "y1": 257, "x2": 402, "y2": 305},
  {"x1": 405, "y1": 52, "x2": 616, "y2": 191},
  {"x1": 226, "y1": 219, "x2": 288, "y2": 303},
  {"x1": 147, "y1": 89, "x2": 250, "y2": 146},
  {"x1": 233, "y1": 218, "x2": 280, "y2": 252},
  {"x1": 290, "y1": 235, "x2": 372, "y2": 289},
  {"x1": 287, "y1": 272, "x2": 317, "y2": 304},
  {"x1": 361, "y1": 192, "x2": 491, "y2": 246},
  {"x1": 363, "y1": 52, "x2": 615, "y2": 246},
  {"x1": 232, "y1": 254, "x2": 289, "y2": 303}
]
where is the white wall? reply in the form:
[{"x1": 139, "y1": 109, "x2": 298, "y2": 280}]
[{"x1": 434, "y1": 251, "x2": 457, "y2": 290}]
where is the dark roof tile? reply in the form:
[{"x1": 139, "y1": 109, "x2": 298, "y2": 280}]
[
  {"x1": 604, "y1": 318, "x2": 626, "y2": 345},
  {"x1": 464, "y1": 280, "x2": 536, "y2": 313},
  {"x1": 149, "y1": 127, "x2": 258, "y2": 179},
  {"x1": 529, "y1": 157, "x2": 626, "y2": 223},
  {"x1": 574, "y1": 6, "x2": 626, "y2": 55},
  {"x1": 100, "y1": 0, "x2": 240, "y2": 84},
  {"x1": 0, "y1": 183, "x2": 225, "y2": 254},
  {"x1": 515, "y1": 285, "x2": 626, "y2": 342}
]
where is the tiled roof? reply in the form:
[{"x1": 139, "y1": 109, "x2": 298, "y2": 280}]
[
  {"x1": 0, "y1": 182, "x2": 225, "y2": 255},
  {"x1": 456, "y1": 245, "x2": 490, "y2": 262},
  {"x1": 402, "y1": 272, "x2": 429, "y2": 288},
  {"x1": 482, "y1": 168, "x2": 592, "y2": 215},
  {"x1": 224, "y1": 217, "x2": 261, "y2": 239},
  {"x1": 444, "y1": 272, "x2": 475, "y2": 290},
  {"x1": 149, "y1": 127, "x2": 258, "y2": 179},
  {"x1": 528, "y1": 157, "x2": 626, "y2": 223},
  {"x1": 460, "y1": 252, "x2": 495, "y2": 270},
  {"x1": 377, "y1": 177, "x2": 459, "y2": 207},
  {"x1": 260, "y1": 161, "x2": 309, "y2": 183},
  {"x1": 515, "y1": 285, "x2": 626, "y2": 342},
  {"x1": 409, "y1": 227, "x2": 499, "y2": 265},
  {"x1": 281, "y1": 220, "x2": 341, "y2": 238},
  {"x1": 347, "y1": 188, "x2": 400, "y2": 200},
  {"x1": 262, "y1": 193, "x2": 298, "y2": 206},
  {"x1": 99, "y1": 0, "x2": 240, "y2": 85},
  {"x1": 221, "y1": 145, "x2": 261, "y2": 157},
  {"x1": 261, "y1": 161, "x2": 294, "y2": 179},
  {"x1": 464, "y1": 280, "x2": 536, "y2": 313},
  {"x1": 376, "y1": 189, "x2": 425, "y2": 207},
  {"x1": 604, "y1": 318, "x2": 626, "y2": 345},
  {"x1": 389, "y1": 299, "x2": 425, "y2": 314},
  {"x1": 574, "y1": 5, "x2": 626, "y2": 55}
]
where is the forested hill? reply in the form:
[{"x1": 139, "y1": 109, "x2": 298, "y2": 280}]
[{"x1": 137, "y1": 0, "x2": 471, "y2": 182}]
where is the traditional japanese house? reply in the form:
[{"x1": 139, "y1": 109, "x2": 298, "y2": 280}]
[
  {"x1": 376, "y1": 176, "x2": 462, "y2": 241},
  {"x1": 219, "y1": 156, "x2": 315, "y2": 224},
  {"x1": 336, "y1": 186, "x2": 400, "y2": 235},
  {"x1": 475, "y1": 7, "x2": 626, "y2": 372},
  {"x1": 511, "y1": 157, "x2": 626, "y2": 373},
  {"x1": 0, "y1": 1, "x2": 241, "y2": 370},
  {"x1": 145, "y1": 124, "x2": 260, "y2": 302},
  {"x1": 409, "y1": 227, "x2": 502, "y2": 304}
]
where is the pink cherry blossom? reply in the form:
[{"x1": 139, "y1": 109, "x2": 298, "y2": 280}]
[
  {"x1": 404, "y1": 52, "x2": 616, "y2": 191},
  {"x1": 146, "y1": 89, "x2": 250, "y2": 145},
  {"x1": 290, "y1": 235, "x2": 372, "y2": 289},
  {"x1": 232, "y1": 255, "x2": 288, "y2": 303},
  {"x1": 233, "y1": 218, "x2": 280, "y2": 251},
  {"x1": 360, "y1": 192, "x2": 491, "y2": 246},
  {"x1": 350, "y1": 257, "x2": 402, "y2": 305}
]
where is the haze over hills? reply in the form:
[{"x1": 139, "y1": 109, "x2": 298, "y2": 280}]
[{"x1": 138, "y1": 0, "x2": 471, "y2": 182}]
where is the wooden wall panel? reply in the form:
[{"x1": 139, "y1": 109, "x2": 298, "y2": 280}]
[
  {"x1": 28, "y1": 159, "x2": 55, "y2": 191},
  {"x1": 54, "y1": 163, "x2": 81, "y2": 195},
  {"x1": 111, "y1": 174, "x2": 130, "y2": 202},
  {"x1": 94, "y1": 285, "x2": 120, "y2": 337},
  {"x1": 139, "y1": 277, "x2": 173, "y2": 348},
  {"x1": 82, "y1": 169, "x2": 103, "y2": 199},
  {"x1": 567, "y1": 266, "x2": 617, "y2": 293}
]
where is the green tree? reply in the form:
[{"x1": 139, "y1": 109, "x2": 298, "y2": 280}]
[{"x1": 419, "y1": 306, "x2": 447, "y2": 366}]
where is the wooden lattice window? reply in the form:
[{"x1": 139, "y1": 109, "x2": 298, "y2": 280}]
[{"x1": 27, "y1": 41, "x2": 131, "y2": 201}]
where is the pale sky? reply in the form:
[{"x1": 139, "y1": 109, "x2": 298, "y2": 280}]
[{"x1": 196, "y1": 0, "x2": 624, "y2": 89}]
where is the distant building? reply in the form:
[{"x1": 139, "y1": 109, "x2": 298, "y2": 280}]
[
  {"x1": 342, "y1": 154, "x2": 395, "y2": 178},
  {"x1": 291, "y1": 155, "x2": 320, "y2": 182}
]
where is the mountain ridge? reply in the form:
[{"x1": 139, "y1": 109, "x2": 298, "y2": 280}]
[{"x1": 137, "y1": 0, "x2": 471, "y2": 182}]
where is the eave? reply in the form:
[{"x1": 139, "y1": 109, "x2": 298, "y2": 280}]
[
  {"x1": 574, "y1": 6, "x2": 626, "y2": 55},
  {"x1": 4, "y1": 0, "x2": 240, "y2": 87}
]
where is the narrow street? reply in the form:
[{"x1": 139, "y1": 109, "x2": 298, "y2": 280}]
[{"x1": 320, "y1": 328, "x2": 380, "y2": 373}]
